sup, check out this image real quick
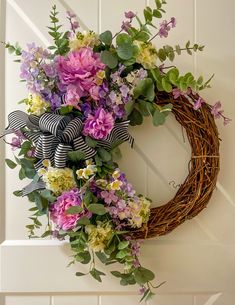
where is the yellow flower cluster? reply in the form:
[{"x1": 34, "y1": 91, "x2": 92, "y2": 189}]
[
  {"x1": 128, "y1": 196, "x2": 151, "y2": 228},
  {"x1": 134, "y1": 41, "x2": 158, "y2": 69},
  {"x1": 76, "y1": 160, "x2": 97, "y2": 180},
  {"x1": 86, "y1": 222, "x2": 113, "y2": 252},
  {"x1": 38, "y1": 160, "x2": 76, "y2": 196},
  {"x1": 26, "y1": 94, "x2": 50, "y2": 116},
  {"x1": 69, "y1": 31, "x2": 100, "y2": 51}
]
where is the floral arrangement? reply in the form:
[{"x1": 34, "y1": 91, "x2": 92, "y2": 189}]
[{"x1": 1, "y1": 0, "x2": 230, "y2": 302}]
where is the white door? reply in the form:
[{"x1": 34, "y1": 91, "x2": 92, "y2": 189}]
[{"x1": 1, "y1": 0, "x2": 235, "y2": 304}]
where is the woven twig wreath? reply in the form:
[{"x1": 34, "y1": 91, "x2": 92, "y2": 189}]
[{"x1": 132, "y1": 93, "x2": 220, "y2": 239}]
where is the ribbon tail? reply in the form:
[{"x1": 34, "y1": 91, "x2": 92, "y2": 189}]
[{"x1": 22, "y1": 180, "x2": 46, "y2": 196}]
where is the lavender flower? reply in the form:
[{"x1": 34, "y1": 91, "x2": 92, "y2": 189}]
[
  {"x1": 193, "y1": 97, "x2": 205, "y2": 110},
  {"x1": 211, "y1": 101, "x2": 223, "y2": 119},
  {"x1": 125, "y1": 11, "x2": 136, "y2": 20}
]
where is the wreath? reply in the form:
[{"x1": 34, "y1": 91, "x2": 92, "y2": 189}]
[{"x1": 1, "y1": 1, "x2": 230, "y2": 302}]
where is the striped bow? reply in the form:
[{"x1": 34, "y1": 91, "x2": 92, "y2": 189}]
[{"x1": 3, "y1": 110, "x2": 134, "y2": 171}]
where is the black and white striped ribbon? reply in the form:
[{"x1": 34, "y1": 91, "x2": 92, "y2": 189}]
[{"x1": 3, "y1": 110, "x2": 134, "y2": 192}]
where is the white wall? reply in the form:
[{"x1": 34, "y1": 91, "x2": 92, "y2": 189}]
[{"x1": 1, "y1": 0, "x2": 235, "y2": 304}]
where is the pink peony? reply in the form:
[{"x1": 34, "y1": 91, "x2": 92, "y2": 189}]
[
  {"x1": 57, "y1": 48, "x2": 105, "y2": 99},
  {"x1": 83, "y1": 108, "x2": 114, "y2": 140},
  {"x1": 50, "y1": 188, "x2": 91, "y2": 231}
]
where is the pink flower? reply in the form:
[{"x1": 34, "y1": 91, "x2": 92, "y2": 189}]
[
  {"x1": 64, "y1": 84, "x2": 82, "y2": 109},
  {"x1": 10, "y1": 131, "x2": 25, "y2": 151},
  {"x1": 89, "y1": 85, "x2": 100, "y2": 101},
  {"x1": 57, "y1": 48, "x2": 105, "y2": 99},
  {"x1": 50, "y1": 188, "x2": 91, "y2": 231},
  {"x1": 170, "y1": 17, "x2": 177, "y2": 27},
  {"x1": 83, "y1": 108, "x2": 114, "y2": 140},
  {"x1": 211, "y1": 101, "x2": 223, "y2": 119},
  {"x1": 223, "y1": 117, "x2": 232, "y2": 126},
  {"x1": 172, "y1": 88, "x2": 182, "y2": 99},
  {"x1": 125, "y1": 11, "x2": 136, "y2": 20},
  {"x1": 193, "y1": 97, "x2": 205, "y2": 110},
  {"x1": 121, "y1": 21, "x2": 132, "y2": 32}
]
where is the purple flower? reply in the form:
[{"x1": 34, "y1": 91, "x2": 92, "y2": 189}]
[
  {"x1": 193, "y1": 97, "x2": 205, "y2": 110},
  {"x1": 9, "y1": 131, "x2": 25, "y2": 151},
  {"x1": 211, "y1": 101, "x2": 223, "y2": 119},
  {"x1": 83, "y1": 108, "x2": 114, "y2": 140},
  {"x1": 120, "y1": 84, "x2": 129, "y2": 98},
  {"x1": 223, "y1": 117, "x2": 232, "y2": 126},
  {"x1": 101, "y1": 190, "x2": 118, "y2": 204},
  {"x1": 71, "y1": 21, "x2": 79, "y2": 32},
  {"x1": 139, "y1": 286, "x2": 146, "y2": 295},
  {"x1": 42, "y1": 63, "x2": 57, "y2": 78},
  {"x1": 125, "y1": 11, "x2": 136, "y2": 20},
  {"x1": 171, "y1": 17, "x2": 177, "y2": 27},
  {"x1": 51, "y1": 93, "x2": 62, "y2": 111},
  {"x1": 137, "y1": 68, "x2": 148, "y2": 80},
  {"x1": 50, "y1": 188, "x2": 91, "y2": 231},
  {"x1": 159, "y1": 20, "x2": 171, "y2": 38},
  {"x1": 66, "y1": 10, "x2": 76, "y2": 18},
  {"x1": 121, "y1": 21, "x2": 132, "y2": 32}
]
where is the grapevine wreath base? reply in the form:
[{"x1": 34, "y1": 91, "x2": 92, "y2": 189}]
[{"x1": 132, "y1": 92, "x2": 220, "y2": 240}]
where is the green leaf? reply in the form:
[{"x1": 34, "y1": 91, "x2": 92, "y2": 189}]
[
  {"x1": 116, "y1": 33, "x2": 132, "y2": 45},
  {"x1": 24, "y1": 167, "x2": 37, "y2": 179},
  {"x1": 158, "y1": 48, "x2": 167, "y2": 61},
  {"x1": 68, "y1": 150, "x2": 86, "y2": 162},
  {"x1": 118, "y1": 240, "x2": 129, "y2": 250},
  {"x1": 85, "y1": 136, "x2": 98, "y2": 148},
  {"x1": 97, "y1": 148, "x2": 112, "y2": 162},
  {"x1": 77, "y1": 216, "x2": 90, "y2": 225},
  {"x1": 76, "y1": 272, "x2": 86, "y2": 277},
  {"x1": 129, "y1": 108, "x2": 143, "y2": 126},
  {"x1": 60, "y1": 105, "x2": 73, "y2": 114},
  {"x1": 144, "y1": 8, "x2": 153, "y2": 22},
  {"x1": 5, "y1": 159, "x2": 17, "y2": 169},
  {"x1": 99, "y1": 30, "x2": 113, "y2": 45},
  {"x1": 96, "y1": 251, "x2": 108, "y2": 263},
  {"x1": 40, "y1": 189, "x2": 56, "y2": 202},
  {"x1": 88, "y1": 203, "x2": 107, "y2": 215},
  {"x1": 66, "y1": 206, "x2": 83, "y2": 215},
  {"x1": 13, "y1": 190, "x2": 23, "y2": 197},
  {"x1": 41, "y1": 230, "x2": 52, "y2": 238},
  {"x1": 101, "y1": 50, "x2": 118, "y2": 69},
  {"x1": 155, "y1": 0, "x2": 162, "y2": 9},
  {"x1": 134, "y1": 31, "x2": 150, "y2": 42},
  {"x1": 76, "y1": 251, "x2": 91, "y2": 264},
  {"x1": 19, "y1": 167, "x2": 26, "y2": 180},
  {"x1": 125, "y1": 100, "x2": 135, "y2": 116},
  {"x1": 133, "y1": 78, "x2": 155, "y2": 101},
  {"x1": 95, "y1": 154, "x2": 102, "y2": 166},
  {"x1": 90, "y1": 268, "x2": 105, "y2": 282},
  {"x1": 111, "y1": 271, "x2": 122, "y2": 278},
  {"x1": 152, "y1": 108, "x2": 166, "y2": 126},
  {"x1": 153, "y1": 9, "x2": 162, "y2": 18},
  {"x1": 117, "y1": 43, "x2": 133, "y2": 60},
  {"x1": 133, "y1": 267, "x2": 155, "y2": 284},
  {"x1": 138, "y1": 100, "x2": 151, "y2": 116},
  {"x1": 116, "y1": 250, "x2": 129, "y2": 259},
  {"x1": 161, "y1": 78, "x2": 172, "y2": 93},
  {"x1": 175, "y1": 44, "x2": 181, "y2": 55}
]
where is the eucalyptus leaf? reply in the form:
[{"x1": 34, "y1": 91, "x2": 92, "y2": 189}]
[
  {"x1": 99, "y1": 30, "x2": 112, "y2": 45},
  {"x1": 88, "y1": 203, "x2": 107, "y2": 215},
  {"x1": 134, "y1": 267, "x2": 155, "y2": 284},
  {"x1": 65, "y1": 206, "x2": 83, "y2": 215},
  {"x1": 129, "y1": 108, "x2": 143, "y2": 126},
  {"x1": 101, "y1": 50, "x2": 118, "y2": 69},
  {"x1": 152, "y1": 108, "x2": 166, "y2": 126},
  {"x1": 5, "y1": 159, "x2": 17, "y2": 169}
]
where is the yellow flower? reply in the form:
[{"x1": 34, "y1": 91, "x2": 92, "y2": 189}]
[
  {"x1": 40, "y1": 167, "x2": 76, "y2": 196},
  {"x1": 76, "y1": 163, "x2": 97, "y2": 180},
  {"x1": 26, "y1": 94, "x2": 50, "y2": 116},
  {"x1": 95, "y1": 179, "x2": 108, "y2": 188},
  {"x1": 108, "y1": 180, "x2": 123, "y2": 191},
  {"x1": 95, "y1": 70, "x2": 105, "y2": 85},
  {"x1": 112, "y1": 170, "x2": 121, "y2": 180},
  {"x1": 42, "y1": 159, "x2": 51, "y2": 168},
  {"x1": 134, "y1": 41, "x2": 158, "y2": 69},
  {"x1": 38, "y1": 168, "x2": 46, "y2": 176},
  {"x1": 86, "y1": 222, "x2": 113, "y2": 252},
  {"x1": 69, "y1": 31, "x2": 100, "y2": 51},
  {"x1": 127, "y1": 196, "x2": 151, "y2": 228}
]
